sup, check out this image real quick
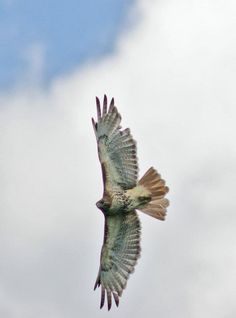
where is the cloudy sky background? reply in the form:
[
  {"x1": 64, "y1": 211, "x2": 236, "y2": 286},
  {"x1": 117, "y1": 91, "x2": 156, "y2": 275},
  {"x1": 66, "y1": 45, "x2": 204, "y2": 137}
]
[{"x1": 1, "y1": 0, "x2": 236, "y2": 317}]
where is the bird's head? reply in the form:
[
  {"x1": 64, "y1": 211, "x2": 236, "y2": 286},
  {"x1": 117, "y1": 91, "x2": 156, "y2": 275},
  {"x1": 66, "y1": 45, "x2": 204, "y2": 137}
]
[{"x1": 96, "y1": 199, "x2": 110, "y2": 212}]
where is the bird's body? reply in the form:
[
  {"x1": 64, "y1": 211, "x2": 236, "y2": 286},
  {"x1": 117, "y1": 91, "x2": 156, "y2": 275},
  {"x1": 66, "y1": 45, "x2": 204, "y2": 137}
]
[
  {"x1": 97, "y1": 186, "x2": 151, "y2": 215},
  {"x1": 92, "y1": 96, "x2": 169, "y2": 310}
]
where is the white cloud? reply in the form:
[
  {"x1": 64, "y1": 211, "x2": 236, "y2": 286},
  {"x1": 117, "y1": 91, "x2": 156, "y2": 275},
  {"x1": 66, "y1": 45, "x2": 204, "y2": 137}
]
[{"x1": 1, "y1": 0, "x2": 236, "y2": 317}]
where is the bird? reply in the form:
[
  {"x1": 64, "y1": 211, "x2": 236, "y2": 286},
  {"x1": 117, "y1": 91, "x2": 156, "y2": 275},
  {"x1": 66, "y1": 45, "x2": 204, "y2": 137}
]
[{"x1": 92, "y1": 95, "x2": 169, "y2": 310}]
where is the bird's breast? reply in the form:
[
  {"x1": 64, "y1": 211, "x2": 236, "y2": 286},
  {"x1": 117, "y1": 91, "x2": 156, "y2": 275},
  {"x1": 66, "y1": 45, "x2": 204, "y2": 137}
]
[{"x1": 107, "y1": 191, "x2": 131, "y2": 214}]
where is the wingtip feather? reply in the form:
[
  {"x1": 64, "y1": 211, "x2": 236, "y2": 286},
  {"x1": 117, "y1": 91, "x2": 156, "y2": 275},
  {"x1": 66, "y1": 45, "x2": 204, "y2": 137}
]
[
  {"x1": 91, "y1": 117, "x2": 97, "y2": 133},
  {"x1": 96, "y1": 96, "x2": 101, "y2": 120},
  {"x1": 107, "y1": 290, "x2": 112, "y2": 311},
  {"x1": 113, "y1": 293, "x2": 119, "y2": 307},
  {"x1": 94, "y1": 274, "x2": 101, "y2": 290},
  {"x1": 100, "y1": 286, "x2": 105, "y2": 309},
  {"x1": 109, "y1": 97, "x2": 115, "y2": 111},
  {"x1": 103, "y1": 95, "x2": 108, "y2": 115}
]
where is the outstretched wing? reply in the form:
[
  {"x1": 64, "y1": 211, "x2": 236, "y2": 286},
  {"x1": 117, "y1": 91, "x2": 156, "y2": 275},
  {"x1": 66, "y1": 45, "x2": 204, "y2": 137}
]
[
  {"x1": 94, "y1": 211, "x2": 141, "y2": 310},
  {"x1": 92, "y1": 95, "x2": 138, "y2": 194}
]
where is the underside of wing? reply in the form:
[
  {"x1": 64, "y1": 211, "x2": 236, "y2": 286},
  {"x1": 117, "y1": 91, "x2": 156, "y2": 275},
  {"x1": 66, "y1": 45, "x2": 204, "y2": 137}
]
[
  {"x1": 92, "y1": 95, "x2": 138, "y2": 192},
  {"x1": 94, "y1": 211, "x2": 141, "y2": 310}
]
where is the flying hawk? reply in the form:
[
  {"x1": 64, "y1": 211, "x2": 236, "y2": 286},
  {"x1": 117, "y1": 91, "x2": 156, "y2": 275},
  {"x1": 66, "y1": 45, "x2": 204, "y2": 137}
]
[{"x1": 92, "y1": 95, "x2": 169, "y2": 310}]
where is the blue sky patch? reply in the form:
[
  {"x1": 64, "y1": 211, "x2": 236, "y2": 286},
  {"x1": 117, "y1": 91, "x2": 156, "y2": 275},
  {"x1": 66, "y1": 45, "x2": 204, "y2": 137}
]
[{"x1": 0, "y1": 0, "x2": 135, "y2": 89}]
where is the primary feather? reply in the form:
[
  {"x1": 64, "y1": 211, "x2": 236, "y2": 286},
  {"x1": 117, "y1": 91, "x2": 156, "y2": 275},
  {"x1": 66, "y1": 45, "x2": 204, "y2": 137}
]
[
  {"x1": 92, "y1": 95, "x2": 138, "y2": 194},
  {"x1": 92, "y1": 95, "x2": 169, "y2": 310}
]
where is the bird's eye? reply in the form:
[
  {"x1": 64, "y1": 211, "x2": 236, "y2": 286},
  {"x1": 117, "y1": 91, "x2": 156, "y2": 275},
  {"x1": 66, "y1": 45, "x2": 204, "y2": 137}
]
[{"x1": 96, "y1": 200, "x2": 104, "y2": 208}]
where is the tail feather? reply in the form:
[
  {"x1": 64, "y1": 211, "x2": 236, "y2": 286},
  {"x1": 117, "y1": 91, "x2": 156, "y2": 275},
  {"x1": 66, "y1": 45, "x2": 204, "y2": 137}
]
[{"x1": 138, "y1": 167, "x2": 169, "y2": 220}]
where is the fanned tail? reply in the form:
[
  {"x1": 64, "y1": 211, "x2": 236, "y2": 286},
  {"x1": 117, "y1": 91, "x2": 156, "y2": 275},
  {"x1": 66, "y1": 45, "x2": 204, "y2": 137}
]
[{"x1": 138, "y1": 167, "x2": 169, "y2": 220}]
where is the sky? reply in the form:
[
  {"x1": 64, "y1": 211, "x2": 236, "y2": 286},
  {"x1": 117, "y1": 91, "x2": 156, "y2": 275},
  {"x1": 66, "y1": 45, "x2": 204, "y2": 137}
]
[
  {"x1": 0, "y1": 0, "x2": 134, "y2": 89},
  {"x1": 1, "y1": 0, "x2": 236, "y2": 317}
]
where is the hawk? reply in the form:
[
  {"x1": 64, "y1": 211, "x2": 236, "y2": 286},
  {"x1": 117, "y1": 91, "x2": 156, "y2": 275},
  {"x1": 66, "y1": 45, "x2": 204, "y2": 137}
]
[{"x1": 92, "y1": 95, "x2": 169, "y2": 310}]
